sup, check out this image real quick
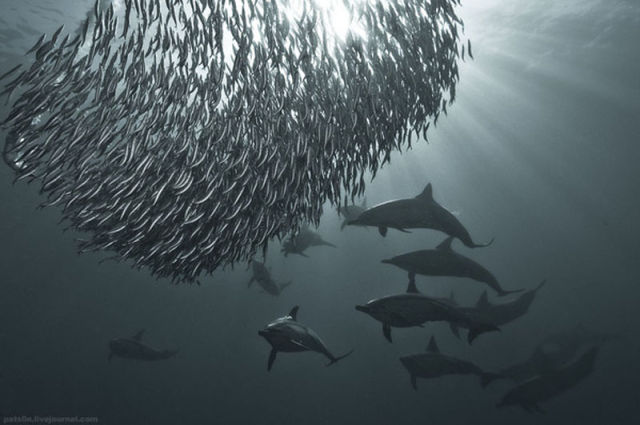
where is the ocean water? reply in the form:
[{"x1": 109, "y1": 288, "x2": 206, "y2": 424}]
[{"x1": 1, "y1": 1, "x2": 639, "y2": 424}]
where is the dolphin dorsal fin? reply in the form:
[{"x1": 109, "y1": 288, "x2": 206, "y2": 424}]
[
  {"x1": 407, "y1": 280, "x2": 420, "y2": 294},
  {"x1": 415, "y1": 183, "x2": 433, "y2": 201},
  {"x1": 132, "y1": 330, "x2": 145, "y2": 341},
  {"x1": 426, "y1": 336, "x2": 440, "y2": 353},
  {"x1": 436, "y1": 236, "x2": 455, "y2": 251},
  {"x1": 288, "y1": 306, "x2": 299, "y2": 320},
  {"x1": 476, "y1": 291, "x2": 490, "y2": 309}
]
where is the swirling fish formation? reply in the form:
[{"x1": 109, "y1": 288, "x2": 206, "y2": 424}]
[{"x1": 0, "y1": 0, "x2": 467, "y2": 282}]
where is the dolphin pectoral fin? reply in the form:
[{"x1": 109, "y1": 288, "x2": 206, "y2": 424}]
[
  {"x1": 396, "y1": 228, "x2": 411, "y2": 233},
  {"x1": 296, "y1": 251, "x2": 309, "y2": 258},
  {"x1": 383, "y1": 323, "x2": 392, "y2": 343},
  {"x1": 410, "y1": 375, "x2": 417, "y2": 391},
  {"x1": 267, "y1": 349, "x2": 277, "y2": 371},
  {"x1": 340, "y1": 220, "x2": 347, "y2": 230},
  {"x1": 325, "y1": 349, "x2": 354, "y2": 367},
  {"x1": 378, "y1": 226, "x2": 388, "y2": 237},
  {"x1": 321, "y1": 240, "x2": 337, "y2": 248}
]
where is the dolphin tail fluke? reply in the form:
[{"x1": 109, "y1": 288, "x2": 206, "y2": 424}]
[
  {"x1": 326, "y1": 349, "x2": 354, "y2": 367},
  {"x1": 467, "y1": 237, "x2": 495, "y2": 248},
  {"x1": 267, "y1": 349, "x2": 277, "y2": 371},
  {"x1": 480, "y1": 372, "x2": 504, "y2": 388}
]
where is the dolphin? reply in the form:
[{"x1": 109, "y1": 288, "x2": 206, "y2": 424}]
[
  {"x1": 497, "y1": 347, "x2": 598, "y2": 413},
  {"x1": 258, "y1": 306, "x2": 353, "y2": 371},
  {"x1": 347, "y1": 183, "x2": 492, "y2": 247},
  {"x1": 281, "y1": 226, "x2": 336, "y2": 257},
  {"x1": 449, "y1": 279, "x2": 546, "y2": 338},
  {"x1": 247, "y1": 260, "x2": 292, "y2": 296},
  {"x1": 337, "y1": 198, "x2": 367, "y2": 230},
  {"x1": 400, "y1": 336, "x2": 505, "y2": 390},
  {"x1": 381, "y1": 236, "x2": 523, "y2": 296},
  {"x1": 535, "y1": 324, "x2": 617, "y2": 359},
  {"x1": 108, "y1": 330, "x2": 178, "y2": 362},
  {"x1": 355, "y1": 280, "x2": 499, "y2": 344},
  {"x1": 501, "y1": 325, "x2": 615, "y2": 382}
]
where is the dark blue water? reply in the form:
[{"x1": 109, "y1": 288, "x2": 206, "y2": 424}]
[{"x1": 1, "y1": 1, "x2": 639, "y2": 424}]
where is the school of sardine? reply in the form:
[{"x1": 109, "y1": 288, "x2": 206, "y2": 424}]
[{"x1": 0, "y1": 0, "x2": 466, "y2": 282}]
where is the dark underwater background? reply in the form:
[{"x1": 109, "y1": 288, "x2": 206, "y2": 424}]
[{"x1": 1, "y1": 0, "x2": 639, "y2": 424}]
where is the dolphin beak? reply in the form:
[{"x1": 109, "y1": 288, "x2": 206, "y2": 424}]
[
  {"x1": 380, "y1": 259, "x2": 392, "y2": 264},
  {"x1": 258, "y1": 330, "x2": 268, "y2": 338},
  {"x1": 355, "y1": 305, "x2": 369, "y2": 313}
]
